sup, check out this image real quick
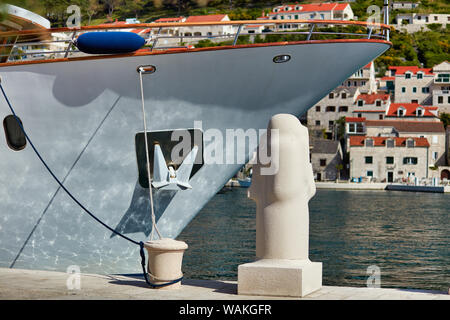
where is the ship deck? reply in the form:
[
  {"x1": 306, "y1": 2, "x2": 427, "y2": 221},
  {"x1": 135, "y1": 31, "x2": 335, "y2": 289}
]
[{"x1": 0, "y1": 268, "x2": 448, "y2": 300}]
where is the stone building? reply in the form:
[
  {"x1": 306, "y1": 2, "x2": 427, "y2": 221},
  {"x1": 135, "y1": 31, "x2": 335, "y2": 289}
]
[
  {"x1": 348, "y1": 135, "x2": 430, "y2": 182},
  {"x1": 352, "y1": 92, "x2": 391, "y2": 120},
  {"x1": 395, "y1": 13, "x2": 449, "y2": 33},
  {"x1": 384, "y1": 103, "x2": 439, "y2": 121},
  {"x1": 384, "y1": 66, "x2": 434, "y2": 105},
  {"x1": 391, "y1": 1, "x2": 420, "y2": 10},
  {"x1": 262, "y1": 2, "x2": 354, "y2": 23},
  {"x1": 346, "y1": 118, "x2": 446, "y2": 179},
  {"x1": 307, "y1": 62, "x2": 377, "y2": 137},
  {"x1": 430, "y1": 61, "x2": 450, "y2": 114},
  {"x1": 380, "y1": 62, "x2": 450, "y2": 114},
  {"x1": 310, "y1": 139, "x2": 343, "y2": 181}
]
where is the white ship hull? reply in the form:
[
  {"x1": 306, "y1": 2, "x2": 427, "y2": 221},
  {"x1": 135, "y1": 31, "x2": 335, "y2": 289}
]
[{"x1": 0, "y1": 41, "x2": 390, "y2": 273}]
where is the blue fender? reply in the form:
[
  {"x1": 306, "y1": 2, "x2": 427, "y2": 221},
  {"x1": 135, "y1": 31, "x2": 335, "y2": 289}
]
[{"x1": 75, "y1": 31, "x2": 146, "y2": 54}]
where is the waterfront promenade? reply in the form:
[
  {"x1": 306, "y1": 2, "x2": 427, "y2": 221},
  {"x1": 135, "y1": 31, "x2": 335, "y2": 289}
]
[{"x1": 0, "y1": 268, "x2": 448, "y2": 300}]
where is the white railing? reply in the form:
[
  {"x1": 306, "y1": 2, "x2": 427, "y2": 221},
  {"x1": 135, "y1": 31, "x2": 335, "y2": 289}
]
[{"x1": 0, "y1": 19, "x2": 391, "y2": 64}]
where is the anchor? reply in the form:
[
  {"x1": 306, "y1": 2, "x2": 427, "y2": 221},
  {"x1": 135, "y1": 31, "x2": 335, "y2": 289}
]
[{"x1": 152, "y1": 143, "x2": 198, "y2": 190}]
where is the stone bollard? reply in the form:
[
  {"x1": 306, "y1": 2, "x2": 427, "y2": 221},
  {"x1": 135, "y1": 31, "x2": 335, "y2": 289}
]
[
  {"x1": 144, "y1": 238, "x2": 188, "y2": 289},
  {"x1": 237, "y1": 113, "x2": 322, "y2": 298}
]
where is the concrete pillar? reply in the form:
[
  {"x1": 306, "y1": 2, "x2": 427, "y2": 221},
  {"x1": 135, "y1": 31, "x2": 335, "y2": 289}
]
[{"x1": 238, "y1": 114, "x2": 322, "y2": 298}]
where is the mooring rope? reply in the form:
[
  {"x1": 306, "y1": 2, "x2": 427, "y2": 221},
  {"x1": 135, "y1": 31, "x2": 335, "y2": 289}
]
[
  {"x1": 138, "y1": 70, "x2": 162, "y2": 241},
  {"x1": 0, "y1": 81, "x2": 181, "y2": 288}
]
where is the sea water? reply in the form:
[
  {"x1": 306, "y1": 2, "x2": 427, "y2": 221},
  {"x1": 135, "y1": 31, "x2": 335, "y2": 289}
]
[{"x1": 179, "y1": 188, "x2": 449, "y2": 292}]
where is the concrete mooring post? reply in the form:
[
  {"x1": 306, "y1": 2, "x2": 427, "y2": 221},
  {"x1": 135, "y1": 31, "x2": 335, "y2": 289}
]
[{"x1": 238, "y1": 113, "x2": 322, "y2": 298}]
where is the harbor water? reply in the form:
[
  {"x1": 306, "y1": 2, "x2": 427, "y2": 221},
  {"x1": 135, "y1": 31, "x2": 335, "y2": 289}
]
[{"x1": 178, "y1": 188, "x2": 449, "y2": 292}]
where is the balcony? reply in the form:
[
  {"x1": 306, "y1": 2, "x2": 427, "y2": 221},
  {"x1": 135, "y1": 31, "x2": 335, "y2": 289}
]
[{"x1": 433, "y1": 90, "x2": 450, "y2": 95}]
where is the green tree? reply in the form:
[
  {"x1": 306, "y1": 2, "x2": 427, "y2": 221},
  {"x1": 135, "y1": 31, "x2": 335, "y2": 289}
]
[{"x1": 440, "y1": 113, "x2": 450, "y2": 129}]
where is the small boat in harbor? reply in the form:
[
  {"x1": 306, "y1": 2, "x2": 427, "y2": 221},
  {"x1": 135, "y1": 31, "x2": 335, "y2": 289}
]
[
  {"x1": 238, "y1": 177, "x2": 252, "y2": 188},
  {"x1": 0, "y1": 6, "x2": 391, "y2": 274}
]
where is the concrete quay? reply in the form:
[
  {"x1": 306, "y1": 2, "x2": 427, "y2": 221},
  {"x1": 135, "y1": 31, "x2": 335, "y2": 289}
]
[
  {"x1": 315, "y1": 182, "x2": 388, "y2": 190},
  {"x1": 0, "y1": 268, "x2": 448, "y2": 300}
]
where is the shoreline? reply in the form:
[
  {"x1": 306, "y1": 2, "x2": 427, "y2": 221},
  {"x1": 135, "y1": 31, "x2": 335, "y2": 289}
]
[
  {"x1": 0, "y1": 268, "x2": 448, "y2": 300},
  {"x1": 226, "y1": 180, "x2": 450, "y2": 193}
]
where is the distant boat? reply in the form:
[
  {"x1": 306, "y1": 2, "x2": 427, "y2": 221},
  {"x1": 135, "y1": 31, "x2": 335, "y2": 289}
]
[{"x1": 238, "y1": 177, "x2": 252, "y2": 188}]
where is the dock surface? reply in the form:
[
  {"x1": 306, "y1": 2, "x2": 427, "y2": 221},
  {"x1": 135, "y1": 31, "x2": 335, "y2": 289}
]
[{"x1": 0, "y1": 268, "x2": 448, "y2": 300}]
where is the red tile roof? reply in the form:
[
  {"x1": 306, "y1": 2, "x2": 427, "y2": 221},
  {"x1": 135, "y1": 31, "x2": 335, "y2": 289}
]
[
  {"x1": 389, "y1": 66, "x2": 433, "y2": 76},
  {"x1": 364, "y1": 120, "x2": 445, "y2": 133},
  {"x1": 386, "y1": 103, "x2": 437, "y2": 117},
  {"x1": 381, "y1": 76, "x2": 395, "y2": 81},
  {"x1": 271, "y1": 3, "x2": 349, "y2": 14},
  {"x1": 363, "y1": 62, "x2": 373, "y2": 69},
  {"x1": 154, "y1": 17, "x2": 184, "y2": 22},
  {"x1": 131, "y1": 28, "x2": 151, "y2": 34},
  {"x1": 349, "y1": 136, "x2": 430, "y2": 147},
  {"x1": 356, "y1": 93, "x2": 390, "y2": 105},
  {"x1": 185, "y1": 14, "x2": 228, "y2": 22},
  {"x1": 353, "y1": 110, "x2": 385, "y2": 113},
  {"x1": 345, "y1": 117, "x2": 366, "y2": 122}
]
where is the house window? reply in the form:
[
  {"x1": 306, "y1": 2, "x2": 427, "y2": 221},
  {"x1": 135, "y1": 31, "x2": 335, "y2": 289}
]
[
  {"x1": 386, "y1": 156, "x2": 394, "y2": 164},
  {"x1": 325, "y1": 106, "x2": 336, "y2": 112},
  {"x1": 342, "y1": 93, "x2": 347, "y2": 99},
  {"x1": 295, "y1": 15, "x2": 298, "y2": 19},
  {"x1": 438, "y1": 96, "x2": 443, "y2": 104},
  {"x1": 320, "y1": 159, "x2": 327, "y2": 166},
  {"x1": 436, "y1": 74, "x2": 450, "y2": 83},
  {"x1": 401, "y1": 87, "x2": 406, "y2": 93},
  {"x1": 365, "y1": 138, "x2": 374, "y2": 147},
  {"x1": 358, "y1": 100, "x2": 364, "y2": 107},
  {"x1": 379, "y1": 114, "x2": 384, "y2": 120},
  {"x1": 432, "y1": 135, "x2": 438, "y2": 144},
  {"x1": 386, "y1": 139, "x2": 394, "y2": 148},
  {"x1": 365, "y1": 156, "x2": 373, "y2": 164},
  {"x1": 403, "y1": 157, "x2": 418, "y2": 165},
  {"x1": 348, "y1": 123, "x2": 364, "y2": 134},
  {"x1": 422, "y1": 87, "x2": 430, "y2": 93},
  {"x1": 405, "y1": 73, "x2": 411, "y2": 79},
  {"x1": 329, "y1": 93, "x2": 334, "y2": 99},
  {"x1": 412, "y1": 87, "x2": 417, "y2": 93},
  {"x1": 315, "y1": 106, "x2": 321, "y2": 112},
  {"x1": 417, "y1": 73, "x2": 423, "y2": 79},
  {"x1": 417, "y1": 108, "x2": 423, "y2": 116},
  {"x1": 3, "y1": 115, "x2": 26, "y2": 151},
  {"x1": 338, "y1": 106, "x2": 348, "y2": 112},
  {"x1": 406, "y1": 139, "x2": 415, "y2": 148},
  {"x1": 357, "y1": 113, "x2": 362, "y2": 118},
  {"x1": 347, "y1": 81, "x2": 351, "y2": 87},
  {"x1": 376, "y1": 100, "x2": 381, "y2": 107},
  {"x1": 367, "y1": 170, "x2": 373, "y2": 177},
  {"x1": 315, "y1": 120, "x2": 321, "y2": 126},
  {"x1": 432, "y1": 152, "x2": 438, "y2": 160}
]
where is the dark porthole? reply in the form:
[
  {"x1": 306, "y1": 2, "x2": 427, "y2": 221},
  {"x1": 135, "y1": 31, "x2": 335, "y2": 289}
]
[
  {"x1": 3, "y1": 115, "x2": 26, "y2": 151},
  {"x1": 273, "y1": 54, "x2": 291, "y2": 63}
]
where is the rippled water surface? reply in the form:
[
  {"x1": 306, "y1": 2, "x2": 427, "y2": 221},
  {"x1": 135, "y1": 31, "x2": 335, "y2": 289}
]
[{"x1": 179, "y1": 188, "x2": 449, "y2": 291}]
